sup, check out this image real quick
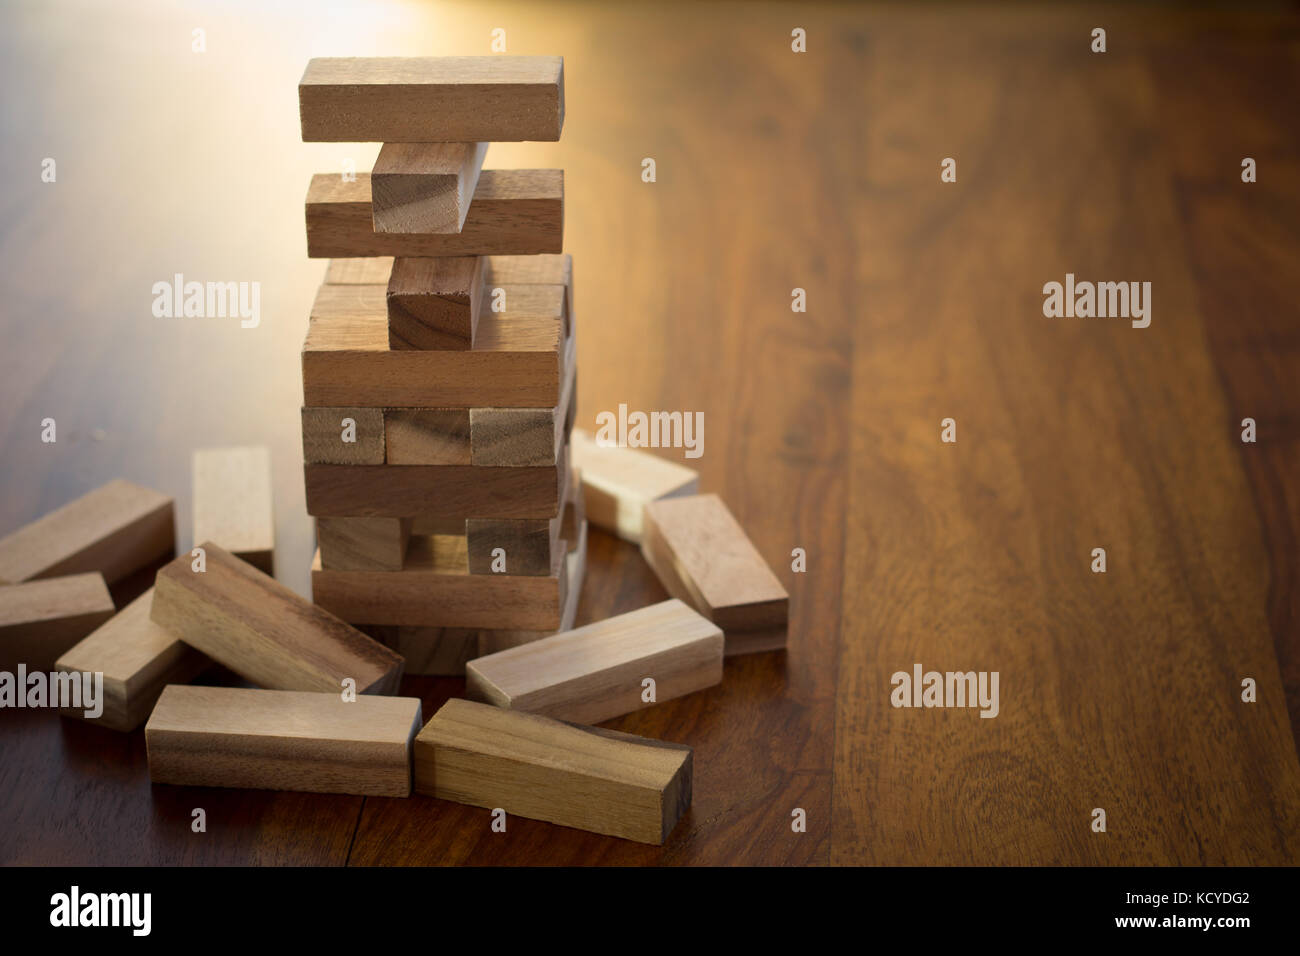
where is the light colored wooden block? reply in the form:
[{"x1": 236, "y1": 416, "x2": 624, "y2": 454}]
[
  {"x1": 467, "y1": 599, "x2": 722, "y2": 726},
  {"x1": 326, "y1": 257, "x2": 393, "y2": 284},
  {"x1": 302, "y1": 282, "x2": 564, "y2": 408},
  {"x1": 299, "y1": 56, "x2": 564, "y2": 143},
  {"x1": 384, "y1": 409, "x2": 472, "y2": 465},
  {"x1": 305, "y1": 170, "x2": 563, "y2": 259},
  {"x1": 641, "y1": 493, "x2": 789, "y2": 650},
  {"x1": 192, "y1": 446, "x2": 275, "y2": 575},
  {"x1": 470, "y1": 326, "x2": 576, "y2": 466},
  {"x1": 301, "y1": 406, "x2": 385, "y2": 465},
  {"x1": 55, "y1": 587, "x2": 209, "y2": 732},
  {"x1": 326, "y1": 254, "x2": 570, "y2": 289},
  {"x1": 386, "y1": 256, "x2": 484, "y2": 350},
  {"x1": 366, "y1": 626, "x2": 478, "y2": 677},
  {"x1": 146, "y1": 685, "x2": 422, "y2": 797},
  {"x1": 372, "y1": 142, "x2": 488, "y2": 234},
  {"x1": 0, "y1": 479, "x2": 174, "y2": 585},
  {"x1": 569, "y1": 429, "x2": 699, "y2": 543},
  {"x1": 317, "y1": 517, "x2": 412, "y2": 571},
  {"x1": 414, "y1": 698, "x2": 691, "y2": 844},
  {"x1": 0, "y1": 574, "x2": 115, "y2": 671},
  {"x1": 151, "y1": 541, "x2": 403, "y2": 694}
]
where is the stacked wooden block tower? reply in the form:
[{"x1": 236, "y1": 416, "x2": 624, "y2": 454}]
[{"x1": 296, "y1": 56, "x2": 586, "y2": 671}]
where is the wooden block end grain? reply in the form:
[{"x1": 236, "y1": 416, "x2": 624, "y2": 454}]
[
  {"x1": 414, "y1": 698, "x2": 691, "y2": 844},
  {"x1": 146, "y1": 685, "x2": 422, "y2": 797},
  {"x1": 0, "y1": 573, "x2": 115, "y2": 671},
  {"x1": 192, "y1": 446, "x2": 275, "y2": 575},
  {"x1": 372, "y1": 142, "x2": 488, "y2": 235},
  {"x1": 386, "y1": 256, "x2": 484, "y2": 350}
]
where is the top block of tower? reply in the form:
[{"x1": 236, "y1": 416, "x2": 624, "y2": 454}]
[{"x1": 299, "y1": 56, "x2": 565, "y2": 143}]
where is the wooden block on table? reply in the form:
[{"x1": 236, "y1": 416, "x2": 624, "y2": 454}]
[
  {"x1": 299, "y1": 56, "x2": 564, "y2": 143},
  {"x1": 317, "y1": 517, "x2": 412, "y2": 571},
  {"x1": 0, "y1": 574, "x2": 115, "y2": 671},
  {"x1": 192, "y1": 446, "x2": 275, "y2": 575},
  {"x1": 306, "y1": 170, "x2": 563, "y2": 258},
  {"x1": 151, "y1": 541, "x2": 403, "y2": 694},
  {"x1": 384, "y1": 409, "x2": 471, "y2": 465},
  {"x1": 55, "y1": 587, "x2": 209, "y2": 732},
  {"x1": 302, "y1": 407, "x2": 385, "y2": 464},
  {"x1": 386, "y1": 256, "x2": 483, "y2": 350},
  {"x1": 470, "y1": 325, "x2": 576, "y2": 467},
  {"x1": 570, "y1": 429, "x2": 699, "y2": 543},
  {"x1": 365, "y1": 626, "x2": 479, "y2": 677},
  {"x1": 466, "y1": 599, "x2": 722, "y2": 726},
  {"x1": 0, "y1": 479, "x2": 174, "y2": 585},
  {"x1": 302, "y1": 282, "x2": 564, "y2": 408},
  {"x1": 146, "y1": 685, "x2": 422, "y2": 797},
  {"x1": 372, "y1": 142, "x2": 489, "y2": 235},
  {"x1": 641, "y1": 493, "x2": 789, "y2": 652},
  {"x1": 414, "y1": 698, "x2": 691, "y2": 845}
]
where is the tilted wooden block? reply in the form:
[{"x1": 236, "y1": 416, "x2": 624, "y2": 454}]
[
  {"x1": 372, "y1": 142, "x2": 489, "y2": 235},
  {"x1": 302, "y1": 406, "x2": 385, "y2": 465},
  {"x1": 0, "y1": 574, "x2": 115, "y2": 671},
  {"x1": 467, "y1": 599, "x2": 722, "y2": 726},
  {"x1": 299, "y1": 56, "x2": 564, "y2": 143},
  {"x1": 364, "y1": 626, "x2": 479, "y2": 677},
  {"x1": 192, "y1": 446, "x2": 275, "y2": 575},
  {"x1": 569, "y1": 430, "x2": 699, "y2": 543},
  {"x1": 0, "y1": 479, "x2": 174, "y2": 585},
  {"x1": 316, "y1": 516, "x2": 412, "y2": 571},
  {"x1": 384, "y1": 409, "x2": 472, "y2": 465},
  {"x1": 151, "y1": 541, "x2": 403, "y2": 694},
  {"x1": 414, "y1": 698, "x2": 691, "y2": 844},
  {"x1": 302, "y1": 282, "x2": 564, "y2": 408},
  {"x1": 55, "y1": 588, "x2": 209, "y2": 732},
  {"x1": 387, "y1": 256, "x2": 484, "y2": 350},
  {"x1": 641, "y1": 493, "x2": 789, "y2": 653},
  {"x1": 471, "y1": 323, "x2": 576, "y2": 466},
  {"x1": 146, "y1": 685, "x2": 422, "y2": 797},
  {"x1": 306, "y1": 170, "x2": 563, "y2": 259}
]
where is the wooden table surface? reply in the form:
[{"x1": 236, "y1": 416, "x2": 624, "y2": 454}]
[{"x1": 1, "y1": 2, "x2": 1297, "y2": 866}]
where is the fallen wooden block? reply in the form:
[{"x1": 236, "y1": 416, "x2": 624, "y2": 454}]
[
  {"x1": 299, "y1": 56, "x2": 564, "y2": 143},
  {"x1": 387, "y1": 256, "x2": 484, "y2": 350},
  {"x1": 55, "y1": 588, "x2": 209, "y2": 732},
  {"x1": 0, "y1": 479, "x2": 174, "y2": 585},
  {"x1": 151, "y1": 541, "x2": 403, "y2": 694},
  {"x1": 372, "y1": 142, "x2": 489, "y2": 235},
  {"x1": 146, "y1": 685, "x2": 422, "y2": 797},
  {"x1": 641, "y1": 493, "x2": 789, "y2": 654},
  {"x1": 569, "y1": 430, "x2": 699, "y2": 543},
  {"x1": 316, "y1": 516, "x2": 413, "y2": 571},
  {"x1": 467, "y1": 599, "x2": 722, "y2": 726},
  {"x1": 302, "y1": 282, "x2": 564, "y2": 408},
  {"x1": 364, "y1": 626, "x2": 479, "y2": 677},
  {"x1": 302, "y1": 406, "x2": 385, "y2": 465},
  {"x1": 306, "y1": 170, "x2": 563, "y2": 259},
  {"x1": 414, "y1": 698, "x2": 691, "y2": 844},
  {"x1": 192, "y1": 446, "x2": 275, "y2": 574},
  {"x1": 326, "y1": 254, "x2": 570, "y2": 289},
  {"x1": 0, "y1": 574, "x2": 115, "y2": 671}
]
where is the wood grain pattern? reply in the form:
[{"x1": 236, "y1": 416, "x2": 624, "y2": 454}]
[
  {"x1": 302, "y1": 282, "x2": 564, "y2": 408},
  {"x1": 465, "y1": 463, "x2": 572, "y2": 576},
  {"x1": 151, "y1": 541, "x2": 403, "y2": 695},
  {"x1": 366, "y1": 626, "x2": 479, "y2": 677},
  {"x1": 471, "y1": 328, "x2": 577, "y2": 466},
  {"x1": 0, "y1": 573, "x2": 114, "y2": 670},
  {"x1": 383, "y1": 409, "x2": 472, "y2": 465},
  {"x1": 569, "y1": 430, "x2": 699, "y2": 543},
  {"x1": 146, "y1": 685, "x2": 422, "y2": 797},
  {"x1": 302, "y1": 407, "x2": 385, "y2": 465},
  {"x1": 386, "y1": 256, "x2": 483, "y2": 351},
  {"x1": 316, "y1": 516, "x2": 412, "y2": 571},
  {"x1": 414, "y1": 698, "x2": 691, "y2": 844},
  {"x1": 0, "y1": 480, "x2": 173, "y2": 585},
  {"x1": 326, "y1": 253, "x2": 571, "y2": 288},
  {"x1": 55, "y1": 587, "x2": 209, "y2": 732},
  {"x1": 305, "y1": 170, "x2": 563, "y2": 258},
  {"x1": 467, "y1": 599, "x2": 722, "y2": 725},
  {"x1": 299, "y1": 56, "x2": 564, "y2": 143},
  {"x1": 192, "y1": 446, "x2": 275, "y2": 575},
  {"x1": 371, "y1": 142, "x2": 488, "y2": 235}
]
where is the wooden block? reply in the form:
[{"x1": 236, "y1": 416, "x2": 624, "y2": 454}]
[
  {"x1": 384, "y1": 409, "x2": 471, "y2": 465},
  {"x1": 151, "y1": 541, "x2": 403, "y2": 694},
  {"x1": 311, "y1": 533, "x2": 567, "y2": 629},
  {"x1": 372, "y1": 142, "x2": 489, "y2": 234},
  {"x1": 326, "y1": 257, "x2": 392, "y2": 284},
  {"x1": 470, "y1": 328, "x2": 576, "y2": 466},
  {"x1": 465, "y1": 464, "x2": 571, "y2": 576},
  {"x1": 366, "y1": 626, "x2": 478, "y2": 677},
  {"x1": 0, "y1": 574, "x2": 115, "y2": 671},
  {"x1": 302, "y1": 406, "x2": 385, "y2": 464},
  {"x1": 466, "y1": 599, "x2": 722, "y2": 726},
  {"x1": 386, "y1": 256, "x2": 484, "y2": 350},
  {"x1": 146, "y1": 685, "x2": 422, "y2": 797},
  {"x1": 414, "y1": 698, "x2": 691, "y2": 844},
  {"x1": 306, "y1": 170, "x2": 563, "y2": 258},
  {"x1": 192, "y1": 446, "x2": 275, "y2": 575},
  {"x1": 569, "y1": 430, "x2": 699, "y2": 543},
  {"x1": 641, "y1": 493, "x2": 789, "y2": 648},
  {"x1": 54, "y1": 588, "x2": 209, "y2": 732},
  {"x1": 0, "y1": 479, "x2": 174, "y2": 585},
  {"x1": 484, "y1": 253, "x2": 571, "y2": 287},
  {"x1": 317, "y1": 517, "x2": 412, "y2": 571},
  {"x1": 412, "y1": 516, "x2": 467, "y2": 536},
  {"x1": 299, "y1": 56, "x2": 564, "y2": 143},
  {"x1": 302, "y1": 282, "x2": 564, "y2": 408}
]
